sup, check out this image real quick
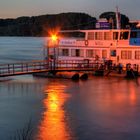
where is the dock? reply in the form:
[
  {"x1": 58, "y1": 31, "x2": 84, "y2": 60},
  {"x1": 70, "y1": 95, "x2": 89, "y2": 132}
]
[
  {"x1": 0, "y1": 60, "x2": 139, "y2": 79},
  {"x1": 0, "y1": 60, "x2": 102, "y2": 77}
]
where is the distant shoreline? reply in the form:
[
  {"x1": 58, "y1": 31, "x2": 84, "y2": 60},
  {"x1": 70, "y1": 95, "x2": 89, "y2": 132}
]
[{"x1": 0, "y1": 11, "x2": 130, "y2": 36}]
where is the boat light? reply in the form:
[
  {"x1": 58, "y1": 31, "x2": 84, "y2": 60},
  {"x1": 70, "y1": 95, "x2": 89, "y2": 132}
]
[{"x1": 51, "y1": 34, "x2": 58, "y2": 42}]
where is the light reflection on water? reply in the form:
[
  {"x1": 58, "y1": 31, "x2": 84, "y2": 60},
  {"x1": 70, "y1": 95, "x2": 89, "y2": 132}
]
[{"x1": 36, "y1": 80, "x2": 72, "y2": 140}]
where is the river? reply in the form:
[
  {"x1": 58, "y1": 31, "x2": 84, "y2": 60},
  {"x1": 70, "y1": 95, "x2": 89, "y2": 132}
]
[{"x1": 0, "y1": 37, "x2": 140, "y2": 140}]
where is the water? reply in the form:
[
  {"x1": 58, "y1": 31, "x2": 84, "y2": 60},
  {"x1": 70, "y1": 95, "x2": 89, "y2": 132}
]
[
  {"x1": 0, "y1": 37, "x2": 140, "y2": 140},
  {"x1": 0, "y1": 37, "x2": 44, "y2": 63}
]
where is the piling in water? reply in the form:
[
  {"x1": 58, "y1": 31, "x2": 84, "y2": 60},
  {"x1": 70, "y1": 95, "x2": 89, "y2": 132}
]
[
  {"x1": 71, "y1": 73, "x2": 79, "y2": 80},
  {"x1": 80, "y1": 73, "x2": 88, "y2": 80}
]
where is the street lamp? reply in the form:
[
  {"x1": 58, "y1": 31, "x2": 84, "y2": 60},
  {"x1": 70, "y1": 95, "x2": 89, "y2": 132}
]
[
  {"x1": 47, "y1": 34, "x2": 59, "y2": 70},
  {"x1": 51, "y1": 34, "x2": 58, "y2": 42}
]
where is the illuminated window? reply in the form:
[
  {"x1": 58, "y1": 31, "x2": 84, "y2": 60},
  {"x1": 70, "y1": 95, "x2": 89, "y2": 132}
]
[
  {"x1": 135, "y1": 51, "x2": 140, "y2": 59},
  {"x1": 104, "y1": 32, "x2": 111, "y2": 40},
  {"x1": 88, "y1": 32, "x2": 94, "y2": 40},
  {"x1": 95, "y1": 32, "x2": 103, "y2": 40},
  {"x1": 121, "y1": 51, "x2": 132, "y2": 59}
]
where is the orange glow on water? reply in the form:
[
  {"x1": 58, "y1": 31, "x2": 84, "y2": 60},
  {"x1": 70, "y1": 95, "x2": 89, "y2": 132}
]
[
  {"x1": 129, "y1": 84, "x2": 137, "y2": 106},
  {"x1": 36, "y1": 81, "x2": 71, "y2": 140}
]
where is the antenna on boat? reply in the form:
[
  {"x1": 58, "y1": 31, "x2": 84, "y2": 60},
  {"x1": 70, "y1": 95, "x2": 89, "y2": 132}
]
[{"x1": 116, "y1": 6, "x2": 121, "y2": 29}]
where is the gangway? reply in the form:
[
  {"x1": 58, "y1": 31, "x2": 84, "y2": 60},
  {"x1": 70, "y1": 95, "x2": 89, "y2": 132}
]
[{"x1": 0, "y1": 60, "x2": 102, "y2": 77}]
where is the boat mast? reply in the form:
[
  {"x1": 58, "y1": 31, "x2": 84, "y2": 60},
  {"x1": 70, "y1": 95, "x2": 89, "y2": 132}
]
[{"x1": 116, "y1": 6, "x2": 121, "y2": 29}]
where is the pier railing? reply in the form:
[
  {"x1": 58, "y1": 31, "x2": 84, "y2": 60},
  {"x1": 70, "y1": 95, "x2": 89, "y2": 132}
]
[
  {"x1": 0, "y1": 60, "x2": 139, "y2": 77},
  {"x1": 0, "y1": 60, "x2": 103, "y2": 77},
  {"x1": 0, "y1": 61, "x2": 49, "y2": 77}
]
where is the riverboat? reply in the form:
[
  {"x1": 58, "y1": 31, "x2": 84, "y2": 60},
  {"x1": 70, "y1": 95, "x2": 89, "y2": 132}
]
[
  {"x1": 46, "y1": 9, "x2": 140, "y2": 69},
  {"x1": 47, "y1": 29, "x2": 140, "y2": 68}
]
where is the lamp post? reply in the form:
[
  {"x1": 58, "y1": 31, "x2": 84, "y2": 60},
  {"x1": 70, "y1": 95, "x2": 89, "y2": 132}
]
[{"x1": 50, "y1": 34, "x2": 59, "y2": 70}]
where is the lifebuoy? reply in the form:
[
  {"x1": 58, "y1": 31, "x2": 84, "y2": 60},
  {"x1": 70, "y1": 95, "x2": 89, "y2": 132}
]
[{"x1": 85, "y1": 40, "x2": 88, "y2": 46}]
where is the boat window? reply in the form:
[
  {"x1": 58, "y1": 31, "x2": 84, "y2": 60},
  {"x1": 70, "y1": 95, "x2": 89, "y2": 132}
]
[
  {"x1": 76, "y1": 49, "x2": 80, "y2": 56},
  {"x1": 88, "y1": 32, "x2": 94, "y2": 40},
  {"x1": 93, "y1": 50, "x2": 100, "y2": 58},
  {"x1": 62, "y1": 49, "x2": 69, "y2": 56},
  {"x1": 95, "y1": 32, "x2": 103, "y2": 40},
  {"x1": 121, "y1": 51, "x2": 132, "y2": 59},
  {"x1": 104, "y1": 32, "x2": 111, "y2": 40},
  {"x1": 135, "y1": 51, "x2": 140, "y2": 59},
  {"x1": 71, "y1": 49, "x2": 84, "y2": 57},
  {"x1": 59, "y1": 49, "x2": 69, "y2": 56},
  {"x1": 120, "y1": 31, "x2": 129, "y2": 40},
  {"x1": 110, "y1": 50, "x2": 116, "y2": 57},
  {"x1": 102, "y1": 50, "x2": 107, "y2": 58},
  {"x1": 86, "y1": 49, "x2": 100, "y2": 58},
  {"x1": 59, "y1": 49, "x2": 62, "y2": 56},
  {"x1": 86, "y1": 50, "x2": 93, "y2": 57},
  {"x1": 113, "y1": 32, "x2": 118, "y2": 40},
  {"x1": 130, "y1": 31, "x2": 137, "y2": 38}
]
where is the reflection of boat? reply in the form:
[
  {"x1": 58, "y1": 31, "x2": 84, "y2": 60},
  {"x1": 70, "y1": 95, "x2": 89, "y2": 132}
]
[{"x1": 47, "y1": 8, "x2": 140, "y2": 70}]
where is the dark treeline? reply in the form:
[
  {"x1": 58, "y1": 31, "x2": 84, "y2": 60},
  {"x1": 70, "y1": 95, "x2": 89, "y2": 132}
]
[
  {"x1": 0, "y1": 12, "x2": 131, "y2": 36},
  {"x1": 0, "y1": 13, "x2": 96, "y2": 36}
]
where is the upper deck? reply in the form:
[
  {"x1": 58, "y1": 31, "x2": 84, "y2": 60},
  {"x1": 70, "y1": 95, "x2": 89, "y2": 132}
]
[
  {"x1": 58, "y1": 29, "x2": 130, "y2": 48},
  {"x1": 47, "y1": 29, "x2": 140, "y2": 48}
]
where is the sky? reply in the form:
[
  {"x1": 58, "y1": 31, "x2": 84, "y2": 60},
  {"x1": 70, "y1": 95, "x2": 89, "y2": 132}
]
[{"x1": 0, "y1": 0, "x2": 140, "y2": 20}]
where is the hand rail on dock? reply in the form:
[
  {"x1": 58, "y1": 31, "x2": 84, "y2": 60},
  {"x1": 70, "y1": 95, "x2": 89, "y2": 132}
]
[
  {"x1": 0, "y1": 60, "x2": 104, "y2": 77},
  {"x1": 1, "y1": 60, "x2": 139, "y2": 77}
]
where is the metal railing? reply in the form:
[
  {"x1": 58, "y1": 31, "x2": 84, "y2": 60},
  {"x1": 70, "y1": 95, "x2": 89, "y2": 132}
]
[
  {"x1": 1, "y1": 59, "x2": 140, "y2": 77},
  {"x1": 0, "y1": 60, "x2": 103, "y2": 77}
]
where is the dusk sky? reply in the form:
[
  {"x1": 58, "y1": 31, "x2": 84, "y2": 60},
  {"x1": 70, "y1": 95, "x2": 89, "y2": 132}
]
[{"x1": 0, "y1": 0, "x2": 140, "y2": 20}]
